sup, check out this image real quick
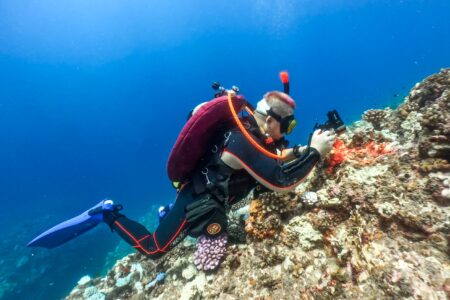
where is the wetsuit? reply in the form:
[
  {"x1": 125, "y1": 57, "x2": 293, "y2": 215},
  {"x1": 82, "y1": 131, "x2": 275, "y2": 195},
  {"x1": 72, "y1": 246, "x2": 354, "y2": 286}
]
[{"x1": 104, "y1": 121, "x2": 321, "y2": 259}]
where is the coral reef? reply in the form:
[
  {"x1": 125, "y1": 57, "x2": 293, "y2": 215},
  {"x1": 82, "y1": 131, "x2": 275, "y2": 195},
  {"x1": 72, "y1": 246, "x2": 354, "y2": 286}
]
[
  {"x1": 66, "y1": 69, "x2": 450, "y2": 300},
  {"x1": 194, "y1": 234, "x2": 228, "y2": 271},
  {"x1": 300, "y1": 191, "x2": 318, "y2": 207},
  {"x1": 244, "y1": 192, "x2": 297, "y2": 240},
  {"x1": 362, "y1": 108, "x2": 390, "y2": 130},
  {"x1": 226, "y1": 192, "x2": 252, "y2": 243},
  {"x1": 324, "y1": 137, "x2": 395, "y2": 174}
]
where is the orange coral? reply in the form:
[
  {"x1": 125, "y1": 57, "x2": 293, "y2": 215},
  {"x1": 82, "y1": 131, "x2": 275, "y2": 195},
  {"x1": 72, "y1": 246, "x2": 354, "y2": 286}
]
[
  {"x1": 325, "y1": 139, "x2": 395, "y2": 173},
  {"x1": 245, "y1": 199, "x2": 281, "y2": 240}
]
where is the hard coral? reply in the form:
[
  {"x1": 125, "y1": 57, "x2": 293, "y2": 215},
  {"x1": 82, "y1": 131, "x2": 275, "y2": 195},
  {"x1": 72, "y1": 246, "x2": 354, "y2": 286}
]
[
  {"x1": 419, "y1": 158, "x2": 450, "y2": 173},
  {"x1": 245, "y1": 202, "x2": 281, "y2": 240},
  {"x1": 362, "y1": 109, "x2": 388, "y2": 130},
  {"x1": 408, "y1": 68, "x2": 450, "y2": 109},
  {"x1": 194, "y1": 233, "x2": 228, "y2": 271},
  {"x1": 244, "y1": 192, "x2": 295, "y2": 240}
]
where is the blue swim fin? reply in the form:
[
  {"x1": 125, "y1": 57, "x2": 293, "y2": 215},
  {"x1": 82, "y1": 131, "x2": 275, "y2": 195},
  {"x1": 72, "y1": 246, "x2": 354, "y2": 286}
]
[{"x1": 27, "y1": 199, "x2": 117, "y2": 249}]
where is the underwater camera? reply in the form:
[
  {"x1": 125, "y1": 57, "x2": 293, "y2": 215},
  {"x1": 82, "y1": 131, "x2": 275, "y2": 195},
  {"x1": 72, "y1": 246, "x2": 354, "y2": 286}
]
[
  {"x1": 212, "y1": 82, "x2": 239, "y2": 98},
  {"x1": 314, "y1": 110, "x2": 346, "y2": 135}
]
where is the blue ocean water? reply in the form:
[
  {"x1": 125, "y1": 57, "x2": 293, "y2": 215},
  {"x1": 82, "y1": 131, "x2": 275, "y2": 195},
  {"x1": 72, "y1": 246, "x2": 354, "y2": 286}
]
[{"x1": 0, "y1": 0, "x2": 449, "y2": 299}]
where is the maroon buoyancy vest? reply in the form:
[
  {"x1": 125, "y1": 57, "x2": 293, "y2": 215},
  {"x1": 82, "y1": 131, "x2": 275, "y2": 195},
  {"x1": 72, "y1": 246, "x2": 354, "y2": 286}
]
[{"x1": 167, "y1": 95, "x2": 247, "y2": 182}]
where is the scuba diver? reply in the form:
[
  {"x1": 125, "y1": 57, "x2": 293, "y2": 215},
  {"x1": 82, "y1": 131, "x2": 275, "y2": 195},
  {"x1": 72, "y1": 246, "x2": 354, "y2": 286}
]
[{"x1": 27, "y1": 72, "x2": 338, "y2": 260}]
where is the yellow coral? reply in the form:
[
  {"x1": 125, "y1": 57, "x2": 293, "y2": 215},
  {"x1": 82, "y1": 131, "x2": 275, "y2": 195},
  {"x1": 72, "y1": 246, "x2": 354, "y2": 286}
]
[{"x1": 244, "y1": 192, "x2": 294, "y2": 240}]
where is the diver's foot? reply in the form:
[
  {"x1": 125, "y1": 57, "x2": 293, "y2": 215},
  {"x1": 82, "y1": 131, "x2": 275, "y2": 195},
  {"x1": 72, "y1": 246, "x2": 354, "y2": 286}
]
[
  {"x1": 27, "y1": 199, "x2": 123, "y2": 248},
  {"x1": 88, "y1": 199, "x2": 124, "y2": 225},
  {"x1": 88, "y1": 199, "x2": 120, "y2": 214},
  {"x1": 158, "y1": 203, "x2": 174, "y2": 222}
]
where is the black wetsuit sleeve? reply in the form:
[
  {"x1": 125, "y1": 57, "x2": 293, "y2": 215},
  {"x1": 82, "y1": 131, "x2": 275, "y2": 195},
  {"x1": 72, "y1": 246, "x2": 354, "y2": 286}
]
[{"x1": 223, "y1": 131, "x2": 321, "y2": 191}]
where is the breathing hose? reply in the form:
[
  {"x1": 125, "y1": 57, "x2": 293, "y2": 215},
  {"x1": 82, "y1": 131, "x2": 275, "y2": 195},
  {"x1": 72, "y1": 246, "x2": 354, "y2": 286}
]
[{"x1": 227, "y1": 93, "x2": 289, "y2": 160}]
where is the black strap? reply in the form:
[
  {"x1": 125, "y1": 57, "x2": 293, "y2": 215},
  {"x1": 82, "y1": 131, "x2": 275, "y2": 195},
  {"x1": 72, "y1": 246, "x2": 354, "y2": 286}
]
[
  {"x1": 185, "y1": 194, "x2": 227, "y2": 237},
  {"x1": 192, "y1": 171, "x2": 207, "y2": 195},
  {"x1": 185, "y1": 195, "x2": 225, "y2": 224}
]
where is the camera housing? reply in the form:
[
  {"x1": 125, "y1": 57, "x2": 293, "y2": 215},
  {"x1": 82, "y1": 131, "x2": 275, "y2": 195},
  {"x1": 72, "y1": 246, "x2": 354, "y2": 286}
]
[{"x1": 314, "y1": 109, "x2": 346, "y2": 135}]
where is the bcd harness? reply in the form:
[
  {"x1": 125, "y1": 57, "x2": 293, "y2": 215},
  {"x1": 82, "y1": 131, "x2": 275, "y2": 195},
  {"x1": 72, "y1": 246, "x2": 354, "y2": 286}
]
[{"x1": 184, "y1": 117, "x2": 287, "y2": 237}]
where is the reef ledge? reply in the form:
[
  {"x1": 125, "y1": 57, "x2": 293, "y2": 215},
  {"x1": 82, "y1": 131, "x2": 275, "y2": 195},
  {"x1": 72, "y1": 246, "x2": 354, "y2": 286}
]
[{"x1": 66, "y1": 69, "x2": 450, "y2": 300}]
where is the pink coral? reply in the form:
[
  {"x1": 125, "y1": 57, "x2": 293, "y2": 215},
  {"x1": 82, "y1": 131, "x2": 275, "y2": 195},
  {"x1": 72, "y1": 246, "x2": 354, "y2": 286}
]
[{"x1": 194, "y1": 233, "x2": 228, "y2": 271}]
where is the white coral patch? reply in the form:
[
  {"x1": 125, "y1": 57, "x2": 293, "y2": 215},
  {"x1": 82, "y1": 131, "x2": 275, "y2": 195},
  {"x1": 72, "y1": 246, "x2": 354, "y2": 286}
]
[
  {"x1": 287, "y1": 216, "x2": 322, "y2": 250},
  {"x1": 345, "y1": 164, "x2": 389, "y2": 185},
  {"x1": 77, "y1": 275, "x2": 91, "y2": 286},
  {"x1": 182, "y1": 264, "x2": 198, "y2": 281}
]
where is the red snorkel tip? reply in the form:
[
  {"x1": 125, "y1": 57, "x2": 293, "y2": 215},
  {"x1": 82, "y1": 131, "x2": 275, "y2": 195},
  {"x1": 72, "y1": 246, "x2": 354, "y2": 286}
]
[{"x1": 279, "y1": 71, "x2": 289, "y2": 84}]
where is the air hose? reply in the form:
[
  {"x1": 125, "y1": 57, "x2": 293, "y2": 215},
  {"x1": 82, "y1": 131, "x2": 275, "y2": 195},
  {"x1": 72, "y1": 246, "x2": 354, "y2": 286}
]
[{"x1": 227, "y1": 92, "x2": 289, "y2": 160}]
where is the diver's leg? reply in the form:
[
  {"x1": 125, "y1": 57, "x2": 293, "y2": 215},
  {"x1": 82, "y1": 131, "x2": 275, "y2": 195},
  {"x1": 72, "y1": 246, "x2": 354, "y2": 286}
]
[
  {"x1": 103, "y1": 184, "x2": 196, "y2": 259},
  {"x1": 105, "y1": 212, "x2": 161, "y2": 258},
  {"x1": 150, "y1": 184, "x2": 197, "y2": 254}
]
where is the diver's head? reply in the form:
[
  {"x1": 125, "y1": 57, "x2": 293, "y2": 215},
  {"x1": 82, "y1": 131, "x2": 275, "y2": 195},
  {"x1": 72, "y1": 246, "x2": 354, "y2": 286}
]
[{"x1": 255, "y1": 91, "x2": 297, "y2": 140}]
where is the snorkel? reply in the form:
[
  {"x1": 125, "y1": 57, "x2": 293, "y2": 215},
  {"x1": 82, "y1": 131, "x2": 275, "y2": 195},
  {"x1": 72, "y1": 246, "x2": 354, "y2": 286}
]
[{"x1": 280, "y1": 71, "x2": 290, "y2": 95}]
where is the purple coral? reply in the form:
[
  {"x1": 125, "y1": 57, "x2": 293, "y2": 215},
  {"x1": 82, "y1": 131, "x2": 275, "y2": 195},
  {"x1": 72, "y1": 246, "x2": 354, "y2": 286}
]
[{"x1": 194, "y1": 233, "x2": 228, "y2": 271}]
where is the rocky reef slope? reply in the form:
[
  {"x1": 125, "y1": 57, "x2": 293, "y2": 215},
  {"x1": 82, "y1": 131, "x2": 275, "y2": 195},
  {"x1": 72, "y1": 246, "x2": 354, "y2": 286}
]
[{"x1": 67, "y1": 69, "x2": 450, "y2": 300}]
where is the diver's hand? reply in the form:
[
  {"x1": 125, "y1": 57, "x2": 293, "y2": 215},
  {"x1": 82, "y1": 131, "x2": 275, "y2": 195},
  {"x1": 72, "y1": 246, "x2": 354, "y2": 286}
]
[
  {"x1": 310, "y1": 129, "x2": 336, "y2": 158},
  {"x1": 292, "y1": 144, "x2": 308, "y2": 158}
]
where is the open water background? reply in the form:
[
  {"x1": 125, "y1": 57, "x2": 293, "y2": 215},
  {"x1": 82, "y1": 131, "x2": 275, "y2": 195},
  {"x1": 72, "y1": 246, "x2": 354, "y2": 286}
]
[{"x1": 0, "y1": 1, "x2": 449, "y2": 299}]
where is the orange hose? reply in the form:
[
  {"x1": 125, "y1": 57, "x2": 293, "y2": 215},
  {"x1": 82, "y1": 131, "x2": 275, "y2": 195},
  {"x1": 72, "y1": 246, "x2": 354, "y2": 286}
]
[{"x1": 227, "y1": 93, "x2": 288, "y2": 160}]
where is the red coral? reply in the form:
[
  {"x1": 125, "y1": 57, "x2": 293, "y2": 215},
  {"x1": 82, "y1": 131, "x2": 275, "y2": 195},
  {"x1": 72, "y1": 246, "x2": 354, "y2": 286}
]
[
  {"x1": 364, "y1": 141, "x2": 393, "y2": 156},
  {"x1": 325, "y1": 139, "x2": 395, "y2": 173},
  {"x1": 325, "y1": 139, "x2": 347, "y2": 173}
]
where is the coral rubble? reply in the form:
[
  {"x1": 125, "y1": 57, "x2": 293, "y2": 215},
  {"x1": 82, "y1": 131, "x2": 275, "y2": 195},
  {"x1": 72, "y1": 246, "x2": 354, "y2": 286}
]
[{"x1": 66, "y1": 69, "x2": 450, "y2": 300}]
